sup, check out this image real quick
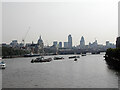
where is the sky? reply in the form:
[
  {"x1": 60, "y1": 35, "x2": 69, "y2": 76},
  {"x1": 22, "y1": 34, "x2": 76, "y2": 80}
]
[
  {"x1": 0, "y1": 1, "x2": 2, "y2": 44},
  {"x1": 2, "y1": 0, "x2": 119, "y2": 46}
]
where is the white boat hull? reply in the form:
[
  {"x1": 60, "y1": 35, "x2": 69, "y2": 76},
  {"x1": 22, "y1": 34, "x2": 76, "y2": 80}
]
[{"x1": 0, "y1": 63, "x2": 6, "y2": 69}]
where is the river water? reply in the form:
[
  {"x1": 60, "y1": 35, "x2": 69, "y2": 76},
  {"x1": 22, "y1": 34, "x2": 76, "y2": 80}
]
[{"x1": 1, "y1": 54, "x2": 119, "y2": 88}]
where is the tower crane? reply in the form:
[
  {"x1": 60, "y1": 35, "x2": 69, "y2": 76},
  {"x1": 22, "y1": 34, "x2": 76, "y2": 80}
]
[{"x1": 22, "y1": 26, "x2": 30, "y2": 47}]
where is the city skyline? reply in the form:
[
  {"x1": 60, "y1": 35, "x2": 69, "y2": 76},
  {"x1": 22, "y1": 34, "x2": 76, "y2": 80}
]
[
  {"x1": 3, "y1": 35, "x2": 115, "y2": 47},
  {"x1": 3, "y1": 0, "x2": 118, "y2": 46}
]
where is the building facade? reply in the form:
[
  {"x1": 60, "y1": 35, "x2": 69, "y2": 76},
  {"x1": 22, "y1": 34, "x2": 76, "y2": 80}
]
[
  {"x1": 80, "y1": 36, "x2": 85, "y2": 49},
  {"x1": 59, "y1": 42, "x2": 62, "y2": 48},
  {"x1": 64, "y1": 42, "x2": 68, "y2": 48},
  {"x1": 68, "y1": 34, "x2": 72, "y2": 48}
]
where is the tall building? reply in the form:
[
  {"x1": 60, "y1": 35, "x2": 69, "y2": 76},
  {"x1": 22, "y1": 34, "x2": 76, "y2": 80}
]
[
  {"x1": 68, "y1": 34, "x2": 72, "y2": 48},
  {"x1": 53, "y1": 41, "x2": 57, "y2": 47},
  {"x1": 64, "y1": 42, "x2": 68, "y2": 48},
  {"x1": 59, "y1": 42, "x2": 62, "y2": 48},
  {"x1": 80, "y1": 36, "x2": 85, "y2": 48},
  {"x1": 106, "y1": 41, "x2": 110, "y2": 47}
]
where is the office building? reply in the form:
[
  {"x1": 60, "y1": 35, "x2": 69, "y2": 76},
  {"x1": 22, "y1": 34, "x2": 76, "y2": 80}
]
[
  {"x1": 68, "y1": 34, "x2": 72, "y2": 48},
  {"x1": 64, "y1": 42, "x2": 68, "y2": 48},
  {"x1": 59, "y1": 42, "x2": 62, "y2": 48},
  {"x1": 80, "y1": 36, "x2": 85, "y2": 48}
]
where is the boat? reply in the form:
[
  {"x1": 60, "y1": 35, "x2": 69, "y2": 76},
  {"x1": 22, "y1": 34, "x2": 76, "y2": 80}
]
[
  {"x1": 54, "y1": 57, "x2": 64, "y2": 60},
  {"x1": 31, "y1": 56, "x2": 52, "y2": 63},
  {"x1": 69, "y1": 56, "x2": 80, "y2": 59},
  {"x1": 74, "y1": 58, "x2": 77, "y2": 61},
  {"x1": 0, "y1": 61, "x2": 6, "y2": 69},
  {"x1": 81, "y1": 54, "x2": 86, "y2": 56},
  {"x1": 0, "y1": 58, "x2": 6, "y2": 69}
]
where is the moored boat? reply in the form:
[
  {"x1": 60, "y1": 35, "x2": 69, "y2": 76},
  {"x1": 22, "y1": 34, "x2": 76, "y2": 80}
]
[
  {"x1": 31, "y1": 57, "x2": 52, "y2": 63},
  {"x1": 0, "y1": 58, "x2": 6, "y2": 69},
  {"x1": 0, "y1": 62, "x2": 6, "y2": 69},
  {"x1": 69, "y1": 56, "x2": 80, "y2": 59},
  {"x1": 54, "y1": 57, "x2": 64, "y2": 60}
]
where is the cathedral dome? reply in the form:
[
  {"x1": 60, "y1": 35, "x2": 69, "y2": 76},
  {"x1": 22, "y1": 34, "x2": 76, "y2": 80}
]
[{"x1": 37, "y1": 36, "x2": 43, "y2": 45}]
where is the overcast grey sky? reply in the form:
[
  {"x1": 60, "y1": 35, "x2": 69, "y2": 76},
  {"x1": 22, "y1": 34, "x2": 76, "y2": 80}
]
[{"x1": 2, "y1": 0, "x2": 119, "y2": 46}]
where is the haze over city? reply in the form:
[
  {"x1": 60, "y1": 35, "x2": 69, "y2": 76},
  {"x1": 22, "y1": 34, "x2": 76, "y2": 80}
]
[
  {"x1": 2, "y1": 0, "x2": 119, "y2": 46},
  {"x1": 1, "y1": 0, "x2": 120, "y2": 89}
]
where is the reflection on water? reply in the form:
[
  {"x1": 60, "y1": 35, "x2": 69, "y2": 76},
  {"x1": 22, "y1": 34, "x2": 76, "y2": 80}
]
[{"x1": 2, "y1": 54, "x2": 119, "y2": 88}]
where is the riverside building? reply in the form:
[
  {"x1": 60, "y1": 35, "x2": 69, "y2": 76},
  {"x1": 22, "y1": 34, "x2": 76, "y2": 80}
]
[
  {"x1": 80, "y1": 36, "x2": 85, "y2": 49},
  {"x1": 68, "y1": 34, "x2": 72, "y2": 48}
]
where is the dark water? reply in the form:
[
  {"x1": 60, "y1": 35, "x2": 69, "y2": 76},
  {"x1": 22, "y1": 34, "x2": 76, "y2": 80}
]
[{"x1": 2, "y1": 54, "x2": 119, "y2": 88}]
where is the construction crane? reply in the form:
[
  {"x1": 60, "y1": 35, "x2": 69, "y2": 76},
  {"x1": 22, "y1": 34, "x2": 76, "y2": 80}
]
[{"x1": 22, "y1": 26, "x2": 30, "y2": 46}]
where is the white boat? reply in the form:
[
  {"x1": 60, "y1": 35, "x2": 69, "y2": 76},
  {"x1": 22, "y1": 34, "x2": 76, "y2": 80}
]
[
  {"x1": 31, "y1": 56, "x2": 52, "y2": 63},
  {"x1": 0, "y1": 58, "x2": 6, "y2": 69}
]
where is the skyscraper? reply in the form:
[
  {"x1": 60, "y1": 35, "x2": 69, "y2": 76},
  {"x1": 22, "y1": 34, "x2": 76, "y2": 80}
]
[
  {"x1": 80, "y1": 36, "x2": 85, "y2": 48},
  {"x1": 68, "y1": 34, "x2": 72, "y2": 48},
  {"x1": 106, "y1": 41, "x2": 110, "y2": 47},
  {"x1": 59, "y1": 42, "x2": 62, "y2": 48}
]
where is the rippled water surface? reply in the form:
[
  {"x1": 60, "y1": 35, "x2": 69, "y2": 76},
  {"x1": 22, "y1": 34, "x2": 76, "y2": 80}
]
[{"x1": 2, "y1": 54, "x2": 119, "y2": 88}]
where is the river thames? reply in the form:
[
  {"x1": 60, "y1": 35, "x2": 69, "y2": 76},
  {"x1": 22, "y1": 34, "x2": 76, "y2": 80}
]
[{"x1": 1, "y1": 53, "x2": 119, "y2": 88}]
